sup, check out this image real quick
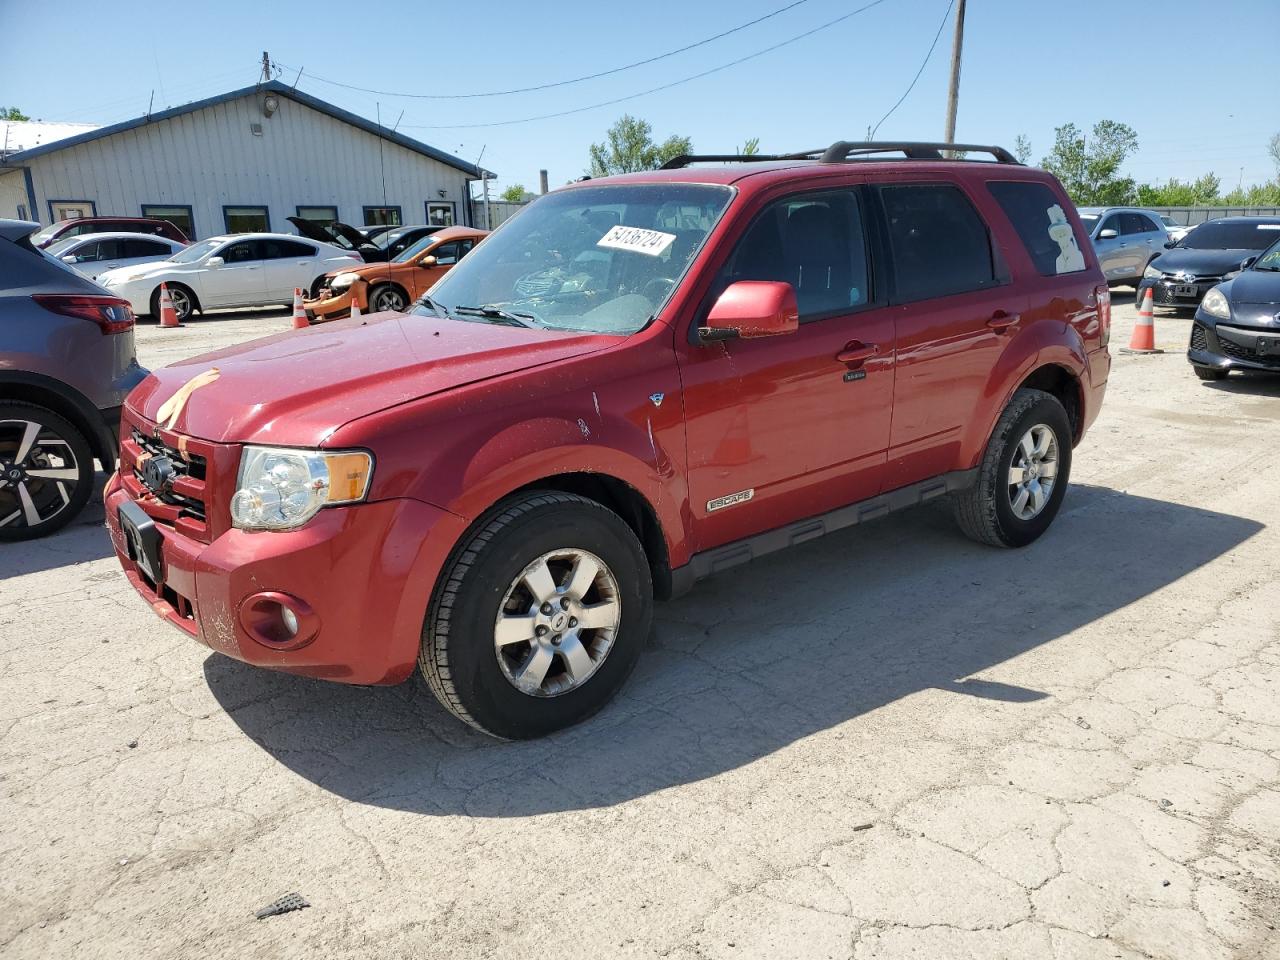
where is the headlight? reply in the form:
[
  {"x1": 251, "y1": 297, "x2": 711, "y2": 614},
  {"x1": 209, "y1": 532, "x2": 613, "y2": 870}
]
[
  {"x1": 329, "y1": 272, "x2": 360, "y2": 291},
  {"x1": 1200, "y1": 287, "x2": 1231, "y2": 320},
  {"x1": 229, "y1": 445, "x2": 373, "y2": 530},
  {"x1": 1143, "y1": 263, "x2": 1163, "y2": 280}
]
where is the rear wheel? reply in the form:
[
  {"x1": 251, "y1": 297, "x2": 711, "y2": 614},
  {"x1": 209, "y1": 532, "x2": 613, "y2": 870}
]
[
  {"x1": 368, "y1": 283, "x2": 408, "y2": 313},
  {"x1": 420, "y1": 492, "x2": 652, "y2": 739},
  {"x1": 0, "y1": 403, "x2": 95, "y2": 541},
  {"x1": 953, "y1": 388, "x2": 1073, "y2": 548},
  {"x1": 1193, "y1": 365, "x2": 1228, "y2": 381}
]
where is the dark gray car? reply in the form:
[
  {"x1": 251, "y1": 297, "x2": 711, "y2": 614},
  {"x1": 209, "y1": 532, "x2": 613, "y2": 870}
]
[{"x1": 0, "y1": 219, "x2": 148, "y2": 540}]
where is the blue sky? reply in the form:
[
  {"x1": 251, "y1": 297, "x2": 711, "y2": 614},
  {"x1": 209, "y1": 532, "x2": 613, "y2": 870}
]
[{"x1": 4, "y1": 0, "x2": 1277, "y2": 199}]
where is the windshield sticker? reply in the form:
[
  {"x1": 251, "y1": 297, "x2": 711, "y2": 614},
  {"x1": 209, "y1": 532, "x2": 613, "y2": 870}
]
[
  {"x1": 1258, "y1": 225, "x2": 1280, "y2": 230},
  {"x1": 1047, "y1": 204, "x2": 1086, "y2": 274},
  {"x1": 597, "y1": 225, "x2": 676, "y2": 257}
]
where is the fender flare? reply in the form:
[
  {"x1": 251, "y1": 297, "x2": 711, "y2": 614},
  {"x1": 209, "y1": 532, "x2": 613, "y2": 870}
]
[{"x1": 0, "y1": 370, "x2": 118, "y2": 466}]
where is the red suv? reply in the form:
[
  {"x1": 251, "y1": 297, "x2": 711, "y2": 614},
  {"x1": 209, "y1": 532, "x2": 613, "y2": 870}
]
[
  {"x1": 31, "y1": 217, "x2": 190, "y2": 249},
  {"x1": 105, "y1": 142, "x2": 1110, "y2": 739}
]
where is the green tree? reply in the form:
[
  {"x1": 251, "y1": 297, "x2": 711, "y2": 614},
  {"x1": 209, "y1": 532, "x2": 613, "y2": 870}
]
[
  {"x1": 1, "y1": 106, "x2": 30, "y2": 121},
  {"x1": 1269, "y1": 132, "x2": 1280, "y2": 173},
  {"x1": 1040, "y1": 120, "x2": 1139, "y2": 205},
  {"x1": 500, "y1": 184, "x2": 527, "y2": 203},
  {"x1": 1134, "y1": 173, "x2": 1222, "y2": 207},
  {"x1": 737, "y1": 137, "x2": 761, "y2": 157},
  {"x1": 1220, "y1": 180, "x2": 1280, "y2": 206},
  {"x1": 588, "y1": 115, "x2": 692, "y2": 176},
  {"x1": 1012, "y1": 134, "x2": 1032, "y2": 165}
]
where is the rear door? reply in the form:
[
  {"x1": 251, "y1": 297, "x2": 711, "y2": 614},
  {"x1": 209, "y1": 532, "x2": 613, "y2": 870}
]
[
  {"x1": 678, "y1": 185, "x2": 896, "y2": 547},
  {"x1": 118, "y1": 237, "x2": 174, "y2": 270},
  {"x1": 875, "y1": 179, "x2": 1023, "y2": 489},
  {"x1": 261, "y1": 238, "x2": 320, "y2": 298},
  {"x1": 1121, "y1": 212, "x2": 1163, "y2": 274}
]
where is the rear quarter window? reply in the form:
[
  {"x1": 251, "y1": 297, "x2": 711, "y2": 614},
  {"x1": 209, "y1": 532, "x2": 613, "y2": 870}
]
[{"x1": 986, "y1": 180, "x2": 1088, "y2": 276}]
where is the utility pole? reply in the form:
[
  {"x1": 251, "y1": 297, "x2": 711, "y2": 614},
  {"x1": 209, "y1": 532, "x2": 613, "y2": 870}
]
[
  {"x1": 539, "y1": 169, "x2": 549, "y2": 195},
  {"x1": 943, "y1": 0, "x2": 966, "y2": 155},
  {"x1": 260, "y1": 51, "x2": 272, "y2": 84}
]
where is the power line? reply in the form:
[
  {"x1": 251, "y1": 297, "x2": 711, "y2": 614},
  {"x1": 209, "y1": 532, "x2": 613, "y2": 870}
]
[
  {"x1": 868, "y1": 0, "x2": 954, "y2": 139},
  {"x1": 392, "y1": 0, "x2": 893, "y2": 131},
  {"x1": 276, "y1": 0, "x2": 814, "y2": 101}
]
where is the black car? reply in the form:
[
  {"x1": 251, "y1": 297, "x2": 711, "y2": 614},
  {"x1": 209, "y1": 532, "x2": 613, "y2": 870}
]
[
  {"x1": 1138, "y1": 216, "x2": 1280, "y2": 308},
  {"x1": 1187, "y1": 237, "x2": 1280, "y2": 381},
  {"x1": 286, "y1": 217, "x2": 441, "y2": 264}
]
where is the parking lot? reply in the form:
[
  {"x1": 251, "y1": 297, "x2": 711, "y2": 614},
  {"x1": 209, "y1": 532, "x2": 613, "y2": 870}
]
[{"x1": 2, "y1": 295, "x2": 1279, "y2": 959}]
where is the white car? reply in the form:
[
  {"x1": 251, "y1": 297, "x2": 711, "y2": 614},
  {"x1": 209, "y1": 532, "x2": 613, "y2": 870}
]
[
  {"x1": 97, "y1": 233, "x2": 361, "y2": 322},
  {"x1": 1158, "y1": 215, "x2": 1193, "y2": 244},
  {"x1": 45, "y1": 232, "x2": 186, "y2": 282}
]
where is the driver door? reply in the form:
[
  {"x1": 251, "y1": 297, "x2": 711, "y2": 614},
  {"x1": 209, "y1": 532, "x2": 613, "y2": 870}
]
[
  {"x1": 203, "y1": 239, "x2": 267, "y2": 306},
  {"x1": 408, "y1": 239, "x2": 472, "y2": 299}
]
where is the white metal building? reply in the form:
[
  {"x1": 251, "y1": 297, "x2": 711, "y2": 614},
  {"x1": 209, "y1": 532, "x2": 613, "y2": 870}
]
[{"x1": 0, "y1": 81, "x2": 488, "y2": 238}]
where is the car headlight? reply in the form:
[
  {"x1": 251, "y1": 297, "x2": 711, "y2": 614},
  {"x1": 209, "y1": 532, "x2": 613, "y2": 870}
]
[
  {"x1": 329, "y1": 272, "x2": 361, "y2": 291},
  {"x1": 1143, "y1": 263, "x2": 1163, "y2": 280},
  {"x1": 230, "y1": 445, "x2": 373, "y2": 530},
  {"x1": 1200, "y1": 287, "x2": 1231, "y2": 320}
]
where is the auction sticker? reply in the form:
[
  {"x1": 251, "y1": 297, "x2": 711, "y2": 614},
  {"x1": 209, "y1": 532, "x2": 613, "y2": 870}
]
[{"x1": 597, "y1": 225, "x2": 676, "y2": 256}]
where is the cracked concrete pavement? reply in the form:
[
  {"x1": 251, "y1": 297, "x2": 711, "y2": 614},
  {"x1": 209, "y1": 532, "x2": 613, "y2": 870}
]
[{"x1": 2, "y1": 296, "x2": 1279, "y2": 959}]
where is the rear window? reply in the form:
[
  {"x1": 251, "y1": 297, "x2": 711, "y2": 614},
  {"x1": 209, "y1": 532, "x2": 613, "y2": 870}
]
[
  {"x1": 987, "y1": 181, "x2": 1087, "y2": 276},
  {"x1": 880, "y1": 183, "x2": 1000, "y2": 300}
]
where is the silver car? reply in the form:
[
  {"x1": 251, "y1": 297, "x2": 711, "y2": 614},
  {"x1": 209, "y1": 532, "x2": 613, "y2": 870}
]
[
  {"x1": 1076, "y1": 207, "x2": 1169, "y2": 285},
  {"x1": 45, "y1": 232, "x2": 187, "y2": 282},
  {"x1": 0, "y1": 220, "x2": 147, "y2": 540}
]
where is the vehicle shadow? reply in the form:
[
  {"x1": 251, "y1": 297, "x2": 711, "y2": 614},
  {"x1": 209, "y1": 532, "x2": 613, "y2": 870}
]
[
  {"x1": 205, "y1": 484, "x2": 1261, "y2": 817},
  {"x1": 0, "y1": 478, "x2": 112, "y2": 577},
  {"x1": 1203, "y1": 372, "x2": 1280, "y2": 398}
]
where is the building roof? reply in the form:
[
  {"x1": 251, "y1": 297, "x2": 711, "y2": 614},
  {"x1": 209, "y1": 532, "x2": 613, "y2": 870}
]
[
  {"x1": 1, "y1": 120, "x2": 99, "y2": 156},
  {"x1": 0, "y1": 81, "x2": 490, "y2": 178}
]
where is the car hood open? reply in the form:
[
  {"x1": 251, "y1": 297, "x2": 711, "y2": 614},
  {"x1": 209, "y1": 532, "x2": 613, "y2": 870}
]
[{"x1": 125, "y1": 311, "x2": 618, "y2": 445}]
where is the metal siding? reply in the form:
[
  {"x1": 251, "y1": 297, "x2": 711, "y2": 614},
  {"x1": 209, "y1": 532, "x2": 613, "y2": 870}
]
[
  {"x1": 0, "y1": 171, "x2": 28, "y2": 218},
  {"x1": 18, "y1": 90, "x2": 472, "y2": 230}
]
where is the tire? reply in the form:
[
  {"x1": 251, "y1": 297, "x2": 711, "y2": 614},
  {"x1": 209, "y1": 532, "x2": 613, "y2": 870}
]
[
  {"x1": 150, "y1": 283, "x2": 195, "y2": 322},
  {"x1": 0, "y1": 402, "x2": 95, "y2": 541},
  {"x1": 309, "y1": 276, "x2": 328, "y2": 299},
  {"x1": 368, "y1": 283, "x2": 408, "y2": 313},
  {"x1": 420, "y1": 492, "x2": 653, "y2": 739},
  {"x1": 953, "y1": 388, "x2": 1073, "y2": 548},
  {"x1": 1193, "y1": 365, "x2": 1228, "y2": 381}
]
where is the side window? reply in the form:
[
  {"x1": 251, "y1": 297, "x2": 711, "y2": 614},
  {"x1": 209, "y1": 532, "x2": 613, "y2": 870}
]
[
  {"x1": 717, "y1": 189, "x2": 869, "y2": 320},
  {"x1": 1120, "y1": 213, "x2": 1152, "y2": 236},
  {"x1": 122, "y1": 239, "x2": 169, "y2": 258},
  {"x1": 986, "y1": 180, "x2": 1087, "y2": 276},
  {"x1": 457, "y1": 239, "x2": 475, "y2": 259},
  {"x1": 71, "y1": 241, "x2": 100, "y2": 263},
  {"x1": 431, "y1": 242, "x2": 460, "y2": 266},
  {"x1": 94, "y1": 239, "x2": 123, "y2": 260},
  {"x1": 261, "y1": 239, "x2": 316, "y2": 259},
  {"x1": 880, "y1": 183, "x2": 998, "y2": 302},
  {"x1": 220, "y1": 241, "x2": 259, "y2": 264},
  {"x1": 1097, "y1": 215, "x2": 1120, "y2": 236}
]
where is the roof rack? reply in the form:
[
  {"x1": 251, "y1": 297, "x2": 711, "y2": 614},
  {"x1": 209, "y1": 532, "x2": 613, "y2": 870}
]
[
  {"x1": 819, "y1": 141, "x2": 1018, "y2": 164},
  {"x1": 660, "y1": 150, "x2": 825, "y2": 170}
]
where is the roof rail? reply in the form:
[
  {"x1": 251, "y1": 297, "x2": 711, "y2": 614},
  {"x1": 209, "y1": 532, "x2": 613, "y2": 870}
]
[
  {"x1": 819, "y1": 141, "x2": 1019, "y2": 164},
  {"x1": 659, "y1": 150, "x2": 825, "y2": 170}
]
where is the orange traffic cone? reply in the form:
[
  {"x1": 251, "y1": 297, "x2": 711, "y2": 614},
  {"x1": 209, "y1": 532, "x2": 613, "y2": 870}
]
[
  {"x1": 292, "y1": 288, "x2": 309, "y2": 329},
  {"x1": 158, "y1": 282, "x2": 181, "y2": 328},
  {"x1": 349, "y1": 295, "x2": 361, "y2": 321},
  {"x1": 1122, "y1": 286, "x2": 1162, "y2": 354}
]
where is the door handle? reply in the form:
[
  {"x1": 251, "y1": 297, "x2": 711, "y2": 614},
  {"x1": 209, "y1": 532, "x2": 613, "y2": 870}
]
[
  {"x1": 987, "y1": 311, "x2": 1020, "y2": 331},
  {"x1": 836, "y1": 342, "x2": 879, "y2": 366}
]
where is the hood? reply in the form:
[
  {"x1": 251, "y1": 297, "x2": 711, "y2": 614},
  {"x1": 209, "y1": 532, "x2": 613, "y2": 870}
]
[
  {"x1": 1150, "y1": 247, "x2": 1257, "y2": 278},
  {"x1": 287, "y1": 217, "x2": 382, "y2": 262},
  {"x1": 125, "y1": 312, "x2": 618, "y2": 444},
  {"x1": 1222, "y1": 268, "x2": 1280, "y2": 306}
]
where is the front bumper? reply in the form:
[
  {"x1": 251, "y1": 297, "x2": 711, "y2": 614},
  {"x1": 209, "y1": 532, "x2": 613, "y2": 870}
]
[
  {"x1": 304, "y1": 284, "x2": 365, "y2": 324},
  {"x1": 104, "y1": 471, "x2": 469, "y2": 685},
  {"x1": 1187, "y1": 316, "x2": 1280, "y2": 374},
  {"x1": 1138, "y1": 276, "x2": 1220, "y2": 307}
]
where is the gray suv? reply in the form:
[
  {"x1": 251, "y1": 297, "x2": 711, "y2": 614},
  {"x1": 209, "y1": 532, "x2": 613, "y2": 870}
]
[
  {"x1": 1077, "y1": 207, "x2": 1169, "y2": 286},
  {"x1": 0, "y1": 220, "x2": 147, "y2": 540}
]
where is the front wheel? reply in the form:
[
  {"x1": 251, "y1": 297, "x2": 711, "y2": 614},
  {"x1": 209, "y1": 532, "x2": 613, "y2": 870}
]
[
  {"x1": 0, "y1": 403, "x2": 95, "y2": 541},
  {"x1": 150, "y1": 283, "x2": 195, "y2": 322},
  {"x1": 420, "y1": 492, "x2": 653, "y2": 739},
  {"x1": 953, "y1": 388, "x2": 1073, "y2": 548},
  {"x1": 368, "y1": 283, "x2": 408, "y2": 313}
]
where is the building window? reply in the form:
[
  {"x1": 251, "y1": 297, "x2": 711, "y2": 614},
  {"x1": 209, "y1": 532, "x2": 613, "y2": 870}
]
[
  {"x1": 296, "y1": 205, "x2": 339, "y2": 225},
  {"x1": 224, "y1": 205, "x2": 270, "y2": 233},
  {"x1": 50, "y1": 200, "x2": 97, "y2": 222},
  {"x1": 426, "y1": 201, "x2": 455, "y2": 227},
  {"x1": 141, "y1": 204, "x2": 195, "y2": 240},
  {"x1": 363, "y1": 206, "x2": 401, "y2": 227}
]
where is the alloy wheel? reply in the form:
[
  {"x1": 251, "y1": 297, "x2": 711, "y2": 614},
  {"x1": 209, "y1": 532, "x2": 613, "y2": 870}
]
[
  {"x1": 169, "y1": 287, "x2": 192, "y2": 320},
  {"x1": 494, "y1": 548, "x2": 622, "y2": 697},
  {"x1": 1007, "y1": 423, "x2": 1059, "y2": 521},
  {"x1": 0, "y1": 418, "x2": 81, "y2": 531},
  {"x1": 374, "y1": 288, "x2": 406, "y2": 312}
]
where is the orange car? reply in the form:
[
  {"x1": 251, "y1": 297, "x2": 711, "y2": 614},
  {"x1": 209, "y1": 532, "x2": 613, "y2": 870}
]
[{"x1": 306, "y1": 225, "x2": 488, "y2": 322}]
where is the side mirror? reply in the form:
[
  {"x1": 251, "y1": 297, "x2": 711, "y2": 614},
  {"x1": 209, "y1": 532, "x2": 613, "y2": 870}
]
[
  {"x1": 1163, "y1": 240, "x2": 1176, "y2": 249},
  {"x1": 61, "y1": 254, "x2": 77, "y2": 263},
  {"x1": 206, "y1": 256, "x2": 224, "y2": 268},
  {"x1": 1241, "y1": 256, "x2": 1256, "y2": 269},
  {"x1": 419, "y1": 255, "x2": 437, "y2": 268},
  {"x1": 1097, "y1": 228, "x2": 1118, "y2": 240},
  {"x1": 698, "y1": 281, "x2": 799, "y2": 342}
]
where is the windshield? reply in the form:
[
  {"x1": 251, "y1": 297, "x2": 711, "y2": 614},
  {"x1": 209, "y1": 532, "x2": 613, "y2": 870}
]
[
  {"x1": 1254, "y1": 238, "x2": 1280, "y2": 271},
  {"x1": 1179, "y1": 220, "x2": 1280, "y2": 250},
  {"x1": 373, "y1": 229, "x2": 410, "y2": 250},
  {"x1": 1078, "y1": 213, "x2": 1100, "y2": 231},
  {"x1": 416, "y1": 183, "x2": 733, "y2": 334},
  {"x1": 168, "y1": 238, "x2": 224, "y2": 263},
  {"x1": 1160, "y1": 215, "x2": 1179, "y2": 228},
  {"x1": 45, "y1": 237, "x2": 81, "y2": 256},
  {"x1": 393, "y1": 234, "x2": 437, "y2": 263}
]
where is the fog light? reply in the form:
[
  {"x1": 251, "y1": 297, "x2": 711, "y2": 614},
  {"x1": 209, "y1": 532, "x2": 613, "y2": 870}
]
[{"x1": 238, "y1": 591, "x2": 318, "y2": 650}]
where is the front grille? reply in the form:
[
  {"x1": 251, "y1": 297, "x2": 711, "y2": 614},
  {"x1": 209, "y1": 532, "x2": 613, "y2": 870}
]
[
  {"x1": 1216, "y1": 331, "x2": 1280, "y2": 369},
  {"x1": 1189, "y1": 324, "x2": 1208, "y2": 351}
]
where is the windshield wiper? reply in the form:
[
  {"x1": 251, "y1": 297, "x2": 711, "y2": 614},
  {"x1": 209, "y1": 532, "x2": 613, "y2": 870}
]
[
  {"x1": 414, "y1": 294, "x2": 451, "y2": 317},
  {"x1": 452, "y1": 304, "x2": 537, "y2": 328}
]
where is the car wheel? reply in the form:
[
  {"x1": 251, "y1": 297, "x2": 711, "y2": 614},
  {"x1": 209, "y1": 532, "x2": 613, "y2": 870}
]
[
  {"x1": 309, "y1": 276, "x2": 328, "y2": 299},
  {"x1": 150, "y1": 284, "x2": 195, "y2": 322},
  {"x1": 369, "y1": 284, "x2": 407, "y2": 313},
  {"x1": 953, "y1": 388, "x2": 1073, "y2": 548},
  {"x1": 1193, "y1": 365, "x2": 1228, "y2": 381},
  {"x1": 0, "y1": 403, "x2": 95, "y2": 542},
  {"x1": 420, "y1": 492, "x2": 653, "y2": 739}
]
